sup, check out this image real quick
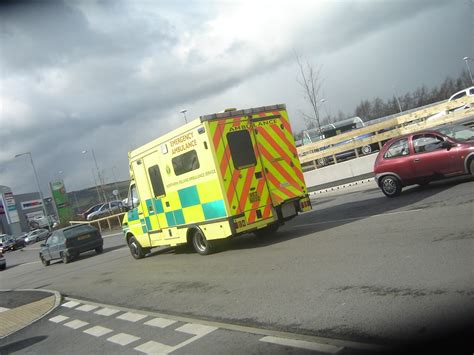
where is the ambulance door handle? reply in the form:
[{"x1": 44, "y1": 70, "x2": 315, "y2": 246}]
[
  {"x1": 255, "y1": 171, "x2": 262, "y2": 179},
  {"x1": 165, "y1": 201, "x2": 170, "y2": 207},
  {"x1": 250, "y1": 187, "x2": 256, "y2": 191}
]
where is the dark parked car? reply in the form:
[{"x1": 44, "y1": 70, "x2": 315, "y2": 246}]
[
  {"x1": 0, "y1": 234, "x2": 25, "y2": 252},
  {"x1": 0, "y1": 252, "x2": 6, "y2": 270},
  {"x1": 11, "y1": 235, "x2": 26, "y2": 250},
  {"x1": 374, "y1": 125, "x2": 474, "y2": 197},
  {"x1": 39, "y1": 225, "x2": 103, "y2": 266}
]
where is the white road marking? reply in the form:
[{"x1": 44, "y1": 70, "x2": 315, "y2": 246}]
[
  {"x1": 83, "y1": 325, "x2": 113, "y2": 337},
  {"x1": 18, "y1": 261, "x2": 41, "y2": 266},
  {"x1": 62, "y1": 301, "x2": 80, "y2": 308},
  {"x1": 116, "y1": 311, "x2": 147, "y2": 322},
  {"x1": 144, "y1": 317, "x2": 177, "y2": 329},
  {"x1": 49, "y1": 315, "x2": 69, "y2": 323},
  {"x1": 0, "y1": 307, "x2": 10, "y2": 313},
  {"x1": 76, "y1": 304, "x2": 99, "y2": 312},
  {"x1": 107, "y1": 333, "x2": 141, "y2": 346},
  {"x1": 94, "y1": 307, "x2": 121, "y2": 316},
  {"x1": 64, "y1": 319, "x2": 89, "y2": 329},
  {"x1": 294, "y1": 209, "x2": 424, "y2": 228},
  {"x1": 175, "y1": 323, "x2": 217, "y2": 336},
  {"x1": 103, "y1": 232, "x2": 123, "y2": 238},
  {"x1": 260, "y1": 336, "x2": 343, "y2": 354},
  {"x1": 64, "y1": 296, "x2": 383, "y2": 352},
  {"x1": 135, "y1": 340, "x2": 174, "y2": 354}
]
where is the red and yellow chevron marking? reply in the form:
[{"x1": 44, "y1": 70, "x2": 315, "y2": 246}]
[
  {"x1": 207, "y1": 107, "x2": 306, "y2": 225},
  {"x1": 253, "y1": 110, "x2": 306, "y2": 205},
  {"x1": 209, "y1": 117, "x2": 270, "y2": 220}
]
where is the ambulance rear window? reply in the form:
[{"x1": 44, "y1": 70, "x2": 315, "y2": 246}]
[
  {"x1": 227, "y1": 130, "x2": 257, "y2": 169},
  {"x1": 172, "y1": 150, "x2": 200, "y2": 176}
]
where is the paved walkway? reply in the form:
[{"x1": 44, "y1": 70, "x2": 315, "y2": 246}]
[{"x1": 0, "y1": 290, "x2": 61, "y2": 338}]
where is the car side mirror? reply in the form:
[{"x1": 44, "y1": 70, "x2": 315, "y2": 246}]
[{"x1": 441, "y1": 141, "x2": 453, "y2": 149}]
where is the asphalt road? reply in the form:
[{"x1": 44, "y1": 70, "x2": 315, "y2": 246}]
[{"x1": 1, "y1": 176, "x2": 473, "y2": 352}]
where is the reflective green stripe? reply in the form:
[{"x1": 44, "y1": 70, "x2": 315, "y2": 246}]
[
  {"x1": 202, "y1": 200, "x2": 226, "y2": 219},
  {"x1": 178, "y1": 186, "x2": 200, "y2": 208}
]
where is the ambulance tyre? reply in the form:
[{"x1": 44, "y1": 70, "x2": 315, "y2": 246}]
[
  {"x1": 128, "y1": 236, "x2": 149, "y2": 259},
  {"x1": 192, "y1": 229, "x2": 214, "y2": 256},
  {"x1": 254, "y1": 223, "x2": 279, "y2": 238}
]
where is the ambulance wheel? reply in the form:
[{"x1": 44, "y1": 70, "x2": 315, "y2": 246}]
[
  {"x1": 192, "y1": 229, "x2": 214, "y2": 256},
  {"x1": 254, "y1": 223, "x2": 279, "y2": 238},
  {"x1": 128, "y1": 236, "x2": 148, "y2": 259}
]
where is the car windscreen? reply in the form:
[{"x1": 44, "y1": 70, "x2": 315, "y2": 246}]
[
  {"x1": 436, "y1": 125, "x2": 474, "y2": 142},
  {"x1": 64, "y1": 225, "x2": 94, "y2": 238}
]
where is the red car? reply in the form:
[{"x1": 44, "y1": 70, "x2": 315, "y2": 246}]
[{"x1": 374, "y1": 124, "x2": 474, "y2": 197}]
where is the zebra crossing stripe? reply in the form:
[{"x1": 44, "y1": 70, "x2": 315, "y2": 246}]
[
  {"x1": 83, "y1": 325, "x2": 113, "y2": 337},
  {"x1": 144, "y1": 317, "x2": 177, "y2": 329},
  {"x1": 64, "y1": 319, "x2": 89, "y2": 329},
  {"x1": 107, "y1": 333, "x2": 141, "y2": 346},
  {"x1": 135, "y1": 340, "x2": 174, "y2": 354}
]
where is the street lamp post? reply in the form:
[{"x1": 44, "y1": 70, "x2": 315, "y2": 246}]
[
  {"x1": 111, "y1": 166, "x2": 122, "y2": 201},
  {"x1": 180, "y1": 109, "x2": 188, "y2": 124},
  {"x1": 320, "y1": 98, "x2": 331, "y2": 123},
  {"x1": 82, "y1": 149, "x2": 106, "y2": 203},
  {"x1": 463, "y1": 57, "x2": 473, "y2": 85},
  {"x1": 14, "y1": 152, "x2": 49, "y2": 219}
]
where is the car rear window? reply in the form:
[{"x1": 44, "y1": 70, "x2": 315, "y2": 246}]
[
  {"x1": 64, "y1": 225, "x2": 95, "y2": 238},
  {"x1": 384, "y1": 138, "x2": 409, "y2": 158}
]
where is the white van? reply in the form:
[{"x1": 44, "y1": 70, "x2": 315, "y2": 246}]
[{"x1": 427, "y1": 86, "x2": 473, "y2": 121}]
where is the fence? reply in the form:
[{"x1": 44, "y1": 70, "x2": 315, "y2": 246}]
[
  {"x1": 297, "y1": 96, "x2": 474, "y2": 170},
  {"x1": 69, "y1": 212, "x2": 125, "y2": 233}
]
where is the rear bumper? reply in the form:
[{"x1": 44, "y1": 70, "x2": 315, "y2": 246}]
[{"x1": 67, "y1": 239, "x2": 103, "y2": 254}]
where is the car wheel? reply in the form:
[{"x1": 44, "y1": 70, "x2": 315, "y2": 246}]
[
  {"x1": 316, "y1": 158, "x2": 326, "y2": 167},
  {"x1": 61, "y1": 252, "x2": 71, "y2": 264},
  {"x1": 40, "y1": 255, "x2": 50, "y2": 267},
  {"x1": 95, "y1": 246, "x2": 103, "y2": 254},
  {"x1": 254, "y1": 223, "x2": 279, "y2": 239},
  {"x1": 469, "y1": 159, "x2": 474, "y2": 175},
  {"x1": 361, "y1": 145, "x2": 372, "y2": 155},
  {"x1": 192, "y1": 229, "x2": 214, "y2": 255},
  {"x1": 128, "y1": 236, "x2": 148, "y2": 259},
  {"x1": 380, "y1": 175, "x2": 402, "y2": 197}
]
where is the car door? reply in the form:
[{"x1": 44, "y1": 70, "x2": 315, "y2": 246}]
[
  {"x1": 47, "y1": 233, "x2": 62, "y2": 260},
  {"x1": 411, "y1": 134, "x2": 455, "y2": 177}
]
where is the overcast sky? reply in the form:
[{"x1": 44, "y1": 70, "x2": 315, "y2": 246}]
[{"x1": 1, "y1": 0, "x2": 473, "y2": 197}]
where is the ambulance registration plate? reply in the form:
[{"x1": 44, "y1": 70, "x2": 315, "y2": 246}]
[{"x1": 249, "y1": 192, "x2": 260, "y2": 203}]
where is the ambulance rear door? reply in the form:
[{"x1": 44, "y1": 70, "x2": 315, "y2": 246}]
[{"x1": 251, "y1": 109, "x2": 307, "y2": 207}]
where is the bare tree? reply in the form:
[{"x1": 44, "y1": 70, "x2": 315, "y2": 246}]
[{"x1": 295, "y1": 53, "x2": 324, "y2": 134}]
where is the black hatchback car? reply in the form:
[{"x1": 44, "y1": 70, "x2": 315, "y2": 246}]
[{"x1": 39, "y1": 225, "x2": 103, "y2": 266}]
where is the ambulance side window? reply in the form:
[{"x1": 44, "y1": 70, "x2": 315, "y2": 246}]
[
  {"x1": 148, "y1": 165, "x2": 165, "y2": 197},
  {"x1": 130, "y1": 184, "x2": 139, "y2": 208},
  {"x1": 227, "y1": 130, "x2": 256, "y2": 169},
  {"x1": 172, "y1": 150, "x2": 200, "y2": 176}
]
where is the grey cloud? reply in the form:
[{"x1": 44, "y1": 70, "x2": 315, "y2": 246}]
[{"x1": 0, "y1": 0, "x2": 468, "y2": 196}]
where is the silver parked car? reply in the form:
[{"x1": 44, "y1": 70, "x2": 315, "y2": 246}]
[
  {"x1": 87, "y1": 200, "x2": 125, "y2": 221},
  {"x1": 25, "y1": 229, "x2": 51, "y2": 244}
]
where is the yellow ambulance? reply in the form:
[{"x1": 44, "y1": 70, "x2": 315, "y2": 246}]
[{"x1": 122, "y1": 104, "x2": 311, "y2": 257}]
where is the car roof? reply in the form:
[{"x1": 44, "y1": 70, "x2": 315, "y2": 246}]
[
  {"x1": 384, "y1": 129, "x2": 446, "y2": 145},
  {"x1": 59, "y1": 224, "x2": 94, "y2": 232}
]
